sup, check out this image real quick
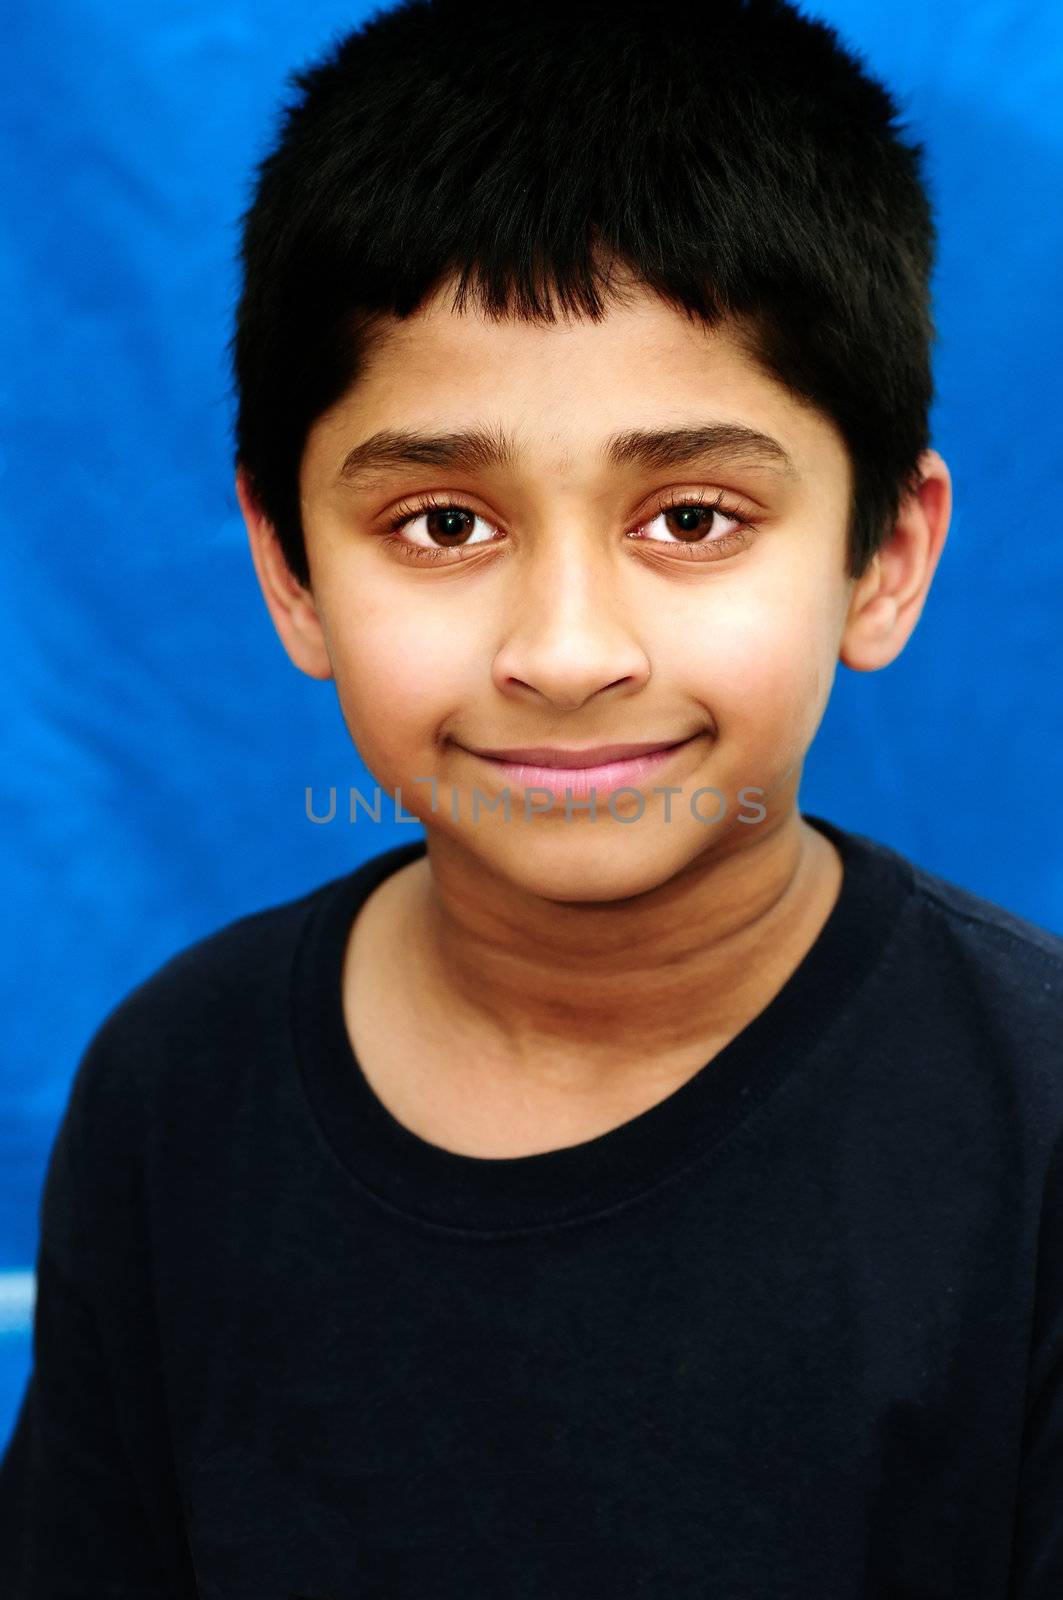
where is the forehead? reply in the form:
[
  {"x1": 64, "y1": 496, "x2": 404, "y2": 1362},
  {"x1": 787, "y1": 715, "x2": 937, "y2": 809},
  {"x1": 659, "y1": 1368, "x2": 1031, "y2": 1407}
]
[
  {"x1": 354, "y1": 278, "x2": 772, "y2": 403},
  {"x1": 304, "y1": 276, "x2": 850, "y2": 493}
]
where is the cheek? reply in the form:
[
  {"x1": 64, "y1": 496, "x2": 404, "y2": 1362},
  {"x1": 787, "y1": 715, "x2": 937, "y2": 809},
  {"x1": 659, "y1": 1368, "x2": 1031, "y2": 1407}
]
[
  {"x1": 322, "y1": 586, "x2": 473, "y2": 759},
  {"x1": 670, "y1": 577, "x2": 836, "y2": 741}
]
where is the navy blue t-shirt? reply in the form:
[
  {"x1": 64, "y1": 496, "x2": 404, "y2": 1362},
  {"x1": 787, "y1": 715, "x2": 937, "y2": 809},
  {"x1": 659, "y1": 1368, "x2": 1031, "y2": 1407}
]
[{"x1": 3, "y1": 812, "x2": 1063, "y2": 1598}]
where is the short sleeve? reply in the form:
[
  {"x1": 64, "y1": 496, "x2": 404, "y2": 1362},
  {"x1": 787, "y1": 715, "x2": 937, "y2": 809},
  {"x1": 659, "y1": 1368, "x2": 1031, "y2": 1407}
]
[
  {"x1": 0, "y1": 1251, "x2": 175, "y2": 1597},
  {"x1": 0, "y1": 1032, "x2": 189, "y2": 1598},
  {"x1": 1009, "y1": 1130, "x2": 1063, "y2": 1597}
]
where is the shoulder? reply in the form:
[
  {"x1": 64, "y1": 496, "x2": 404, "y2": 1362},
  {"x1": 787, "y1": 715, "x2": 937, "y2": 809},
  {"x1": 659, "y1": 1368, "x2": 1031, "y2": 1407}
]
[
  {"x1": 904, "y1": 851, "x2": 1063, "y2": 1018},
  {"x1": 66, "y1": 838, "x2": 426, "y2": 1123},
  {"x1": 66, "y1": 873, "x2": 348, "y2": 1128},
  {"x1": 881, "y1": 842, "x2": 1063, "y2": 1128},
  {"x1": 906, "y1": 849, "x2": 1063, "y2": 965},
  {"x1": 109, "y1": 877, "x2": 334, "y2": 1031},
  {"x1": 35, "y1": 872, "x2": 355, "y2": 1278},
  {"x1": 826, "y1": 816, "x2": 1063, "y2": 1025}
]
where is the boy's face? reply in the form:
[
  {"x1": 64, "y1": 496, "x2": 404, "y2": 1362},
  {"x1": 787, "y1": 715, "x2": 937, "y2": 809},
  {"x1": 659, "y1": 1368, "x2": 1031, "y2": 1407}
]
[{"x1": 249, "y1": 276, "x2": 932, "y2": 902}]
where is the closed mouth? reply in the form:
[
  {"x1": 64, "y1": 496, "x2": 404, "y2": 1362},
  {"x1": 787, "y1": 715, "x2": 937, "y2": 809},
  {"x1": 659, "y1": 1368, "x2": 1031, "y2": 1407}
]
[{"x1": 460, "y1": 737, "x2": 694, "y2": 769}]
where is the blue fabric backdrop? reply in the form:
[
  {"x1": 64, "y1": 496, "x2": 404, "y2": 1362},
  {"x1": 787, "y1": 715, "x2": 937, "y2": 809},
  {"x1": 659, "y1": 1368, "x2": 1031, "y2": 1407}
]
[{"x1": 2, "y1": 0, "x2": 1061, "y2": 1450}]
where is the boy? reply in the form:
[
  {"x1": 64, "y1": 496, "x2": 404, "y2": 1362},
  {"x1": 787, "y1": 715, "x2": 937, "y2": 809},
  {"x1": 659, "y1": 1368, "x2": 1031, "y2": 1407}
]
[{"x1": 2, "y1": 0, "x2": 1062, "y2": 1594}]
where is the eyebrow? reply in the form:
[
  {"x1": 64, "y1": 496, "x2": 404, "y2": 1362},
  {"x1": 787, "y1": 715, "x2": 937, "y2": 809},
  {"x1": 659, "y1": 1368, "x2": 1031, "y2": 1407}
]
[{"x1": 335, "y1": 420, "x2": 799, "y2": 487}]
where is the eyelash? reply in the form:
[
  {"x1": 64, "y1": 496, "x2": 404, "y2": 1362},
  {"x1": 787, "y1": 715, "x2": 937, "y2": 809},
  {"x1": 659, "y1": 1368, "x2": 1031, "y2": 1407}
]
[{"x1": 379, "y1": 489, "x2": 758, "y2": 565}]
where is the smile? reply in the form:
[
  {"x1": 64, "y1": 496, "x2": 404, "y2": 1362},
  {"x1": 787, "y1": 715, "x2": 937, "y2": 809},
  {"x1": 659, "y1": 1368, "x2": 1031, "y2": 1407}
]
[{"x1": 458, "y1": 737, "x2": 699, "y2": 800}]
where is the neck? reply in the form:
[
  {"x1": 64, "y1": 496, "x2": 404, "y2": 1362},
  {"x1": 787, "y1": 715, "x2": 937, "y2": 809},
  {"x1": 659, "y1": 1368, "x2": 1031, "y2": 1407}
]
[{"x1": 393, "y1": 808, "x2": 842, "y2": 1095}]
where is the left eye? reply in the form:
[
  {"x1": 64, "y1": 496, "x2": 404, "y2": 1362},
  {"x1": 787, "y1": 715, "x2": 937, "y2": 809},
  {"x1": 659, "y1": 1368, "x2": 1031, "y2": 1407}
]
[{"x1": 636, "y1": 502, "x2": 747, "y2": 544}]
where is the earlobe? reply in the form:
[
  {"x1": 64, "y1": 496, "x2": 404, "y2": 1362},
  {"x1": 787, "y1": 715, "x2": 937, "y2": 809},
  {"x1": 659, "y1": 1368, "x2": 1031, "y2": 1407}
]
[
  {"x1": 839, "y1": 448, "x2": 951, "y2": 673},
  {"x1": 234, "y1": 466, "x2": 334, "y2": 682}
]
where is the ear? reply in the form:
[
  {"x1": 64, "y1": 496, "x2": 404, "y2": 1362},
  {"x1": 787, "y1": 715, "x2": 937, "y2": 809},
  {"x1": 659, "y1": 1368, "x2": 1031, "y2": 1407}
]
[
  {"x1": 235, "y1": 465, "x2": 333, "y2": 682},
  {"x1": 840, "y1": 448, "x2": 952, "y2": 672}
]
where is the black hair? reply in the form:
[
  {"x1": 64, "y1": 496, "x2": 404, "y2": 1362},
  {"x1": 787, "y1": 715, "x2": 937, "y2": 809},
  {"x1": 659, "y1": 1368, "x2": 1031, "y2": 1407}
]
[{"x1": 231, "y1": 0, "x2": 938, "y2": 589}]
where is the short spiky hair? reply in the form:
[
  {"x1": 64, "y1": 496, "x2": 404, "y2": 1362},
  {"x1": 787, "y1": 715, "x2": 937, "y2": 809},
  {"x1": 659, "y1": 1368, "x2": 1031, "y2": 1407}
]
[{"x1": 231, "y1": 0, "x2": 937, "y2": 589}]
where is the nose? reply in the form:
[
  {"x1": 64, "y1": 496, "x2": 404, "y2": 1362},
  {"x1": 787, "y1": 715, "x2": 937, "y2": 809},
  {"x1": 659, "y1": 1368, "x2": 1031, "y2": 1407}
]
[{"x1": 491, "y1": 536, "x2": 650, "y2": 711}]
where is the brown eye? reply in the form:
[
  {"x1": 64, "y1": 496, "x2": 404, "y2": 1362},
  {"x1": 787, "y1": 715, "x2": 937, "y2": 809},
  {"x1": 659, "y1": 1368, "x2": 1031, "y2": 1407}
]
[
  {"x1": 420, "y1": 508, "x2": 477, "y2": 545},
  {"x1": 387, "y1": 500, "x2": 498, "y2": 550},
  {"x1": 643, "y1": 501, "x2": 747, "y2": 544},
  {"x1": 630, "y1": 494, "x2": 756, "y2": 560}
]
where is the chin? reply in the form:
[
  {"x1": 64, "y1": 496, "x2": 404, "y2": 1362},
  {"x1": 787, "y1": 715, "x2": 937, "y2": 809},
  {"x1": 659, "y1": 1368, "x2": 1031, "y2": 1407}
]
[{"x1": 472, "y1": 823, "x2": 705, "y2": 905}]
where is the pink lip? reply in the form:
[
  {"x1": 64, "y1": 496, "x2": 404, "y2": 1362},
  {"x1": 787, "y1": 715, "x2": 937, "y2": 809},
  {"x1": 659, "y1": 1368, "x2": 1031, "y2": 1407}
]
[
  {"x1": 460, "y1": 737, "x2": 698, "y2": 800},
  {"x1": 461, "y1": 739, "x2": 691, "y2": 768}
]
